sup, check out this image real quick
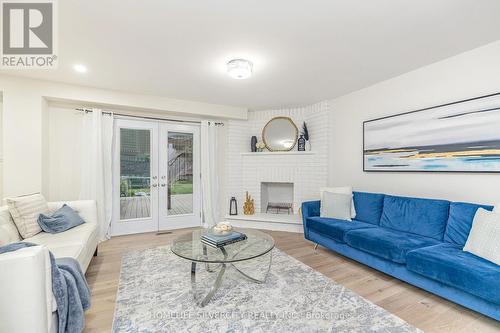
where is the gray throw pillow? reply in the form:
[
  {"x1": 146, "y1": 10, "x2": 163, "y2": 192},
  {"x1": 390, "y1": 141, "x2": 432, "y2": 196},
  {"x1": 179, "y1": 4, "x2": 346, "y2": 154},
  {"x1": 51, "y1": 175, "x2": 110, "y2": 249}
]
[
  {"x1": 37, "y1": 204, "x2": 85, "y2": 233},
  {"x1": 320, "y1": 192, "x2": 353, "y2": 221}
]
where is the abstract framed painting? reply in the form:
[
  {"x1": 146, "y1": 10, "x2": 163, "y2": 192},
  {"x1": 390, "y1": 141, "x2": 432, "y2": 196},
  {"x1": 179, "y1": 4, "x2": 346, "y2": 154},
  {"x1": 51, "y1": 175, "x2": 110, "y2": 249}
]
[{"x1": 363, "y1": 92, "x2": 500, "y2": 173}]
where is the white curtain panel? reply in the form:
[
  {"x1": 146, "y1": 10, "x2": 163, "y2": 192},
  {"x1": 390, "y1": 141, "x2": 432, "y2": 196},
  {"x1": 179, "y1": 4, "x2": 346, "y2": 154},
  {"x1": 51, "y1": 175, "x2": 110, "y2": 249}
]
[
  {"x1": 79, "y1": 109, "x2": 114, "y2": 241},
  {"x1": 201, "y1": 121, "x2": 221, "y2": 227}
]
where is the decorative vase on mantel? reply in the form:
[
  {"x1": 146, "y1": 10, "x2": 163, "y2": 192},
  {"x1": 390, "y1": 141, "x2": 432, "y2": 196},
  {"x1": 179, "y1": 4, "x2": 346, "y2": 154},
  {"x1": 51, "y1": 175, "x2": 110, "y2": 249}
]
[
  {"x1": 297, "y1": 135, "x2": 306, "y2": 151},
  {"x1": 250, "y1": 136, "x2": 257, "y2": 152}
]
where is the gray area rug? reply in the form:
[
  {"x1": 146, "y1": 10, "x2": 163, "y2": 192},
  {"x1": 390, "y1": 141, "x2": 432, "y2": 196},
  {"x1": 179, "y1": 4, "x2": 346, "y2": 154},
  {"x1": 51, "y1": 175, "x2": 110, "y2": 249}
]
[{"x1": 112, "y1": 246, "x2": 421, "y2": 333}]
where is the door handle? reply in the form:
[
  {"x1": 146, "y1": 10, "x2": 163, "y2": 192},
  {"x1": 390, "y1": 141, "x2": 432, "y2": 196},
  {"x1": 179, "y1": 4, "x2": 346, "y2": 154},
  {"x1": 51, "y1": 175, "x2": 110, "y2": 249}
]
[
  {"x1": 152, "y1": 184, "x2": 158, "y2": 187},
  {"x1": 161, "y1": 184, "x2": 166, "y2": 187}
]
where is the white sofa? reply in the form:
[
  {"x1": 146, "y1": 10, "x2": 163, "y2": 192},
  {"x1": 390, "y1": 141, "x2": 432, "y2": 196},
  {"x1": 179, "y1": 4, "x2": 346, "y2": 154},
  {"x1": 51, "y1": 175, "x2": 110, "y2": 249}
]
[{"x1": 0, "y1": 200, "x2": 99, "y2": 333}]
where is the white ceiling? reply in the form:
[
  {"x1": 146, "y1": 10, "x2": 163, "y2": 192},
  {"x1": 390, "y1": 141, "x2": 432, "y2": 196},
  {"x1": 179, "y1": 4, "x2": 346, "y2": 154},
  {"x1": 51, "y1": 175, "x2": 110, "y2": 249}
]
[{"x1": 3, "y1": 0, "x2": 500, "y2": 110}]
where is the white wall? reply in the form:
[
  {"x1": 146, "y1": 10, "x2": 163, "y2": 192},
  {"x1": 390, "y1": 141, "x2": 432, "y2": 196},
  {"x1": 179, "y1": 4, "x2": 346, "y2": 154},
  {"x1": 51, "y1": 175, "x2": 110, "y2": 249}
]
[
  {"x1": 328, "y1": 40, "x2": 500, "y2": 204},
  {"x1": 0, "y1": 75, "x2": 247, "y2": 198},
  {"x1": 46, "y1": 107, "x2": 83, "y2": 201},
  {"x1": 0, "y1": 99, "x2": 3, "y2": 201}
]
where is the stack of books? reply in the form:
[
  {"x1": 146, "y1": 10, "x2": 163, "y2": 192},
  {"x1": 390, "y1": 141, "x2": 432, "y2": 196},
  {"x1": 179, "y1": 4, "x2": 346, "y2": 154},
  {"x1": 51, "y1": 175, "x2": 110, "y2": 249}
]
[{"x1": 201, "y1": 231, "x2": 247, "y2": 248}]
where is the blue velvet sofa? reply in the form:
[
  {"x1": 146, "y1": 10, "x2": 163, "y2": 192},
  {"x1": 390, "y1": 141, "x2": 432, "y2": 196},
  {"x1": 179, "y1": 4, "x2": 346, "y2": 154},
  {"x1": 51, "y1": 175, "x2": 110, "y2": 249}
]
[{"x1": 301, "y1": 192, "x2": 500, "y2": 321}]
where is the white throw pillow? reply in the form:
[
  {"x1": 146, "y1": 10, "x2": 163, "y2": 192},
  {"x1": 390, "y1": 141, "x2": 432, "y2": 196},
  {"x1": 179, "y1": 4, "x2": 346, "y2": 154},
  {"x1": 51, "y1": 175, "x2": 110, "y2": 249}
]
[
  {"x1": 320, "y1": 192, "x2": 353, "y2": 221},
  {"x1": 464, "y1": 208, "x2": 500, "y2": 266},
  {"x1": 6, "y1": 193, "x2": 49, "y2": 239},
  {"x1": 320, "y1": 186, "x2": 356, "y2": 218}
]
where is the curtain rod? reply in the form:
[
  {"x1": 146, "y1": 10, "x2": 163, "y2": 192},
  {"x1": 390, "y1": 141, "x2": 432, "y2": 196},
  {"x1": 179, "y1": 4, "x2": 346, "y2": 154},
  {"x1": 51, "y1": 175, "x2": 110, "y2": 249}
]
[
  {"x1": 75, "y1": 108, "x2": 113, "y2": 116},
  {"x1": 75, "y1": 108, "x2": 222, "y2": 125}
]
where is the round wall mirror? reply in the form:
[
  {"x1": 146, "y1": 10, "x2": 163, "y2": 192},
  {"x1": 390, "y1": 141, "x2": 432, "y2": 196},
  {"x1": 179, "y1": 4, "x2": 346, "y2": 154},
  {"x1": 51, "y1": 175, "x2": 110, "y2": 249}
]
[{"x1": 262, "y1": 117, "x2": 298, "y2": 151}]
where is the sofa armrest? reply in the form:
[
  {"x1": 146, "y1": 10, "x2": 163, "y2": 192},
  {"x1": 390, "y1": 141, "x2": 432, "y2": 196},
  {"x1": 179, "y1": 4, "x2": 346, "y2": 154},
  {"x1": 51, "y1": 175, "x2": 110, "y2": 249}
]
[
  {"x1": 301, "y1": 200, "x2": 321, "y2": 238},
  {"x1": 47, "y1": 200, "x2": 98, "y2": 225},
  {"x1": 0, "y1": 245, "x2": 53, "y2": 333}
]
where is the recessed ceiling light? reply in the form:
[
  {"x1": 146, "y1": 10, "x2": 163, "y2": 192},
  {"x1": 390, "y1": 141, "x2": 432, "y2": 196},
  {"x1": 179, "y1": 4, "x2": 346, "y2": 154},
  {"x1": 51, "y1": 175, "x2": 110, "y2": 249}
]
[
  {"x1": 73, "y1": 64, "x2": 87, "y2": 73},
  {"x1": 227, "y1": 59, "x2": 253, "y2": 79}
]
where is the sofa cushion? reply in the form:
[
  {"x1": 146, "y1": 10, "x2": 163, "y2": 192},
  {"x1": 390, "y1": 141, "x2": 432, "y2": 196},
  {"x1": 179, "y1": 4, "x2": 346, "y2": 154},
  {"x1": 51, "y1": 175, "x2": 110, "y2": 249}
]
[
  {"x1": 307, "y1": 217, "x2": 376, "y2": 243},
  {"x1": 344, "y1": 227, "x2": 440, "y2": 264},
  {"x1": 353, "y1": 192, "x2": 385, "y2": 225},
  {"x1": 444, "y1": 202, "x2": 494, "y2": 247},
  {"x1": 380, "y1": 195, "x2": 450, "y2": 240},
  {"x1": 26, "y1": 221, "x2": 98, "y2": 269},
  {"x1": 407, "y1": 243, "x2": 500, "y2": 305},
  {"x1": 47, "y1": 243, "x2": 85, "y2": 261}
]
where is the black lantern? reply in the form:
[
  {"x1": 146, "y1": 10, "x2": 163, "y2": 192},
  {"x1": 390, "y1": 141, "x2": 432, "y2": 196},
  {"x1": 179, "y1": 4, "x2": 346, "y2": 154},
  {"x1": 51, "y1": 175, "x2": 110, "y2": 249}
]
[{"x1": 229, "y1": 197, "x2": 238, "y2": 215}]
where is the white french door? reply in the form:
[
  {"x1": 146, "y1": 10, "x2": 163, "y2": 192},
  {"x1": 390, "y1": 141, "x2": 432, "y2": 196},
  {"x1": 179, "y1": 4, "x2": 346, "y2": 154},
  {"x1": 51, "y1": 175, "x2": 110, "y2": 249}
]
[
  {"x1": 158, "y1": 124, "x2": 200, "y2": 230},
  {"x1": 111, "y1": 118, "x2": 201, "y2": 236},
  {"x1": 111, "y1": 119, "x2": 159, "y2": 235}
]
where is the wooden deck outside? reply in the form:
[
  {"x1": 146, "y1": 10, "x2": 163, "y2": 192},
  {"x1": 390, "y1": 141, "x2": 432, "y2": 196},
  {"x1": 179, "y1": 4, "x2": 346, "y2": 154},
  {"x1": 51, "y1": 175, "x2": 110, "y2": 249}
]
[
  {"x1": 167, "y1": 194, "x2": 193, "y2": 215},
  {"x1": 120, "y1": 197, "x2": 151, "y2": 219},
  {"x1": 120, "y1": 194, "x2": 193, "y2": 219}
]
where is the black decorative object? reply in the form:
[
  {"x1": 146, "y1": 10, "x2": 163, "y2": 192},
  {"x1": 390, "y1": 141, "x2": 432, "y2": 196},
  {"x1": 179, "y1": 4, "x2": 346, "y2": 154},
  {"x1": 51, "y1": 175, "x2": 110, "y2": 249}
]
[
  {"x1": 229, "y1": 197, "x2": 238, "y2": 215},
  {"x1": 301, "y1": 122, "x2": 311, "y2": 151},
  {"x1": 301, "y1": 122, "x2": 309, "y2": 141},
  {"x1": 250, "y1": 136, "x2": 257, "y2": 152},
  {"x1": 298, "y1": 135, "x2": 306, "y2": 151}
]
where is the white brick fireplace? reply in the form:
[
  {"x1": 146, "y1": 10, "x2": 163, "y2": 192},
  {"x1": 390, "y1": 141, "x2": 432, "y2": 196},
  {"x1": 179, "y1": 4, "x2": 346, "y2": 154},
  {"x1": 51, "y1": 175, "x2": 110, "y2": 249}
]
[{"x1": 224, "y1": 101, "x2": 329, "y2": 232}]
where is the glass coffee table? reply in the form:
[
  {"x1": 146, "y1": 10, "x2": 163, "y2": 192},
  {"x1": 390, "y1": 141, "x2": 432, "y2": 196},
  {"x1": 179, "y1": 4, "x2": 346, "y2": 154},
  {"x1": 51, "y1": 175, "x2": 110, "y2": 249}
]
[{"x1": 171, "y1": 228, "x2": 275, "y2": 307}]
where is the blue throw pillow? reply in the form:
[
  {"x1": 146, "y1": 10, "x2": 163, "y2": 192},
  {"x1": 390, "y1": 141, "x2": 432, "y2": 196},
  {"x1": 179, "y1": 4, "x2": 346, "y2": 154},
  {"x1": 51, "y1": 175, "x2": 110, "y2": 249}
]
[{"x1": 37, "y1": 204, "x2": 85, "y2": 233}]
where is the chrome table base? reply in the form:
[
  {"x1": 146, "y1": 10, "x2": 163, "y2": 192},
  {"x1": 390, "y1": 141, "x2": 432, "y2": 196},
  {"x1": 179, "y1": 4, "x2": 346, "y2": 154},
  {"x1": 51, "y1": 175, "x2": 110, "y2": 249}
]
[
  {"x1": 190, "y1": 246, "x2": 273, "y2": 307},
  {"x1": 191, "y1": 261, "x2": 227, "y2": 307}
]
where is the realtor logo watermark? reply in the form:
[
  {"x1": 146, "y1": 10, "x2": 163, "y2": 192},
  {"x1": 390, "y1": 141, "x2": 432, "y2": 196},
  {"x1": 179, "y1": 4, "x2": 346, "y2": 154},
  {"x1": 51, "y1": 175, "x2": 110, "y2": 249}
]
[{"x1": 1, "y1": 0, "x2": 57, "y2": 68}]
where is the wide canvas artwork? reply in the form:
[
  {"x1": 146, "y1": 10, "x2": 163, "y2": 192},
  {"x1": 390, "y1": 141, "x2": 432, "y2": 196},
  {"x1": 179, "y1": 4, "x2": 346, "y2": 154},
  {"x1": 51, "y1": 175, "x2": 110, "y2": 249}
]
[{"x1": 364, "y1": 93, "x2": 500, "y2": 172}]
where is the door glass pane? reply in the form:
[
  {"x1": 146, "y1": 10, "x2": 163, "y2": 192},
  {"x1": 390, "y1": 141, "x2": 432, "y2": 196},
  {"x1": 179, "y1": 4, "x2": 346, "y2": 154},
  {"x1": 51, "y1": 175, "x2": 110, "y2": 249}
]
[
  {"x1": 120, "y1": 128, "x2": 151, "y2": 220},
  {"x1": 167, "y1": 132, "x2": 193, "y2": 215}
]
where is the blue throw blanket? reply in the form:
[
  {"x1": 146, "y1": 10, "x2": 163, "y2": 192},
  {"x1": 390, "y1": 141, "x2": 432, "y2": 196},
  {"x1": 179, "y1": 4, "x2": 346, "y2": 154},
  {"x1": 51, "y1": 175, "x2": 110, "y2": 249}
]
[{"x1": 0, "y1": 242, "x2": 91, "y2": 333}]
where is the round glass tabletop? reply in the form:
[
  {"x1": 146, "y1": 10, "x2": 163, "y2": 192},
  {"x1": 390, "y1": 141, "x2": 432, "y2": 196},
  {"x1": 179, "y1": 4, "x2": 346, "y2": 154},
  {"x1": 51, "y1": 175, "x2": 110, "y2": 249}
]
[{"x1": 171, "y1": 228, "x2": 275, "y2": 263}]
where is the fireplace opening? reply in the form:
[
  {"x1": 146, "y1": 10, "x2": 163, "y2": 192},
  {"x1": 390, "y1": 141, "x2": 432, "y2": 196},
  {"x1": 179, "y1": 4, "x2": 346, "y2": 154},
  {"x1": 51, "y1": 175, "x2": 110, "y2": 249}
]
[{"x1": 260, "y1": 182, "x2": 294, "y2": 214}]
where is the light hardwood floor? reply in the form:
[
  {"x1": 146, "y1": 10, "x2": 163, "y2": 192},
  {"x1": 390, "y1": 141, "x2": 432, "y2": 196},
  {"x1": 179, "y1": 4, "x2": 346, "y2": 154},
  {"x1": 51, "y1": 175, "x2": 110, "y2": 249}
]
[{"x1": 84, "y1": 229, "x2": 500, "y2": 333}]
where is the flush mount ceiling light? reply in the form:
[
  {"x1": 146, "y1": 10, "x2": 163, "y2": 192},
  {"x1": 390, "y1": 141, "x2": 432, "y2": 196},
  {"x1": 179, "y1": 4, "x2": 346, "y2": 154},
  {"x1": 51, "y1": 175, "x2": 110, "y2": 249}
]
[
  {"x1": 227, "y1": 59, "x2": 253, "y2": 79},
  {"x1": 73, "y1": 64, "x2": 87, "y2": 73}
]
